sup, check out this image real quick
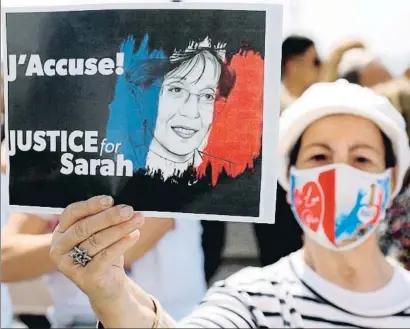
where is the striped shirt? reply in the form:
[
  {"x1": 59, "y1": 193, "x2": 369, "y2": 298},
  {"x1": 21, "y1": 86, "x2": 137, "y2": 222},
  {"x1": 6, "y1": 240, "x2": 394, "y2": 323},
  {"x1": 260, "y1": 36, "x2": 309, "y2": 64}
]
[{"x1": 178, "y1": 250, "x2": 410, "y2": 328}]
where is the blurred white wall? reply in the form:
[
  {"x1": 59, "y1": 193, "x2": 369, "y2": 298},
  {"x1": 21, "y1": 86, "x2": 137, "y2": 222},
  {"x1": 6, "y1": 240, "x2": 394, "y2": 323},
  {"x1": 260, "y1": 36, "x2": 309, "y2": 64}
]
[
  {"x1": 283, "y1": 0, "x2": 410, "y2": 76},
  {"x1": 2, "y1": 0, "x2": 410, "y2": 74}
]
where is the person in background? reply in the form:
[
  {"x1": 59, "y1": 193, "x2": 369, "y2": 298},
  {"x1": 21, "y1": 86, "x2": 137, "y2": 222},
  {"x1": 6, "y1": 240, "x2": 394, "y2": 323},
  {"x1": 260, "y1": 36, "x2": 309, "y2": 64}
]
[
  {"x1": 280, "y1": 35, "x2": 321, "y2": 111},
  {"x1": 280, "y1": 35, "x2": 365, "y2": 112},
  {"x1": 2, "y1": 212, "x2": 205, "y2": 327},
  {"x1": 0, "y1": 69, "x2": 14, "y2": 329},
  {"x1": 373, "y1": 77, "x2": 410, "y2": 137},
  {"x1": 49, "y1": 80, "x2": 410, "y2": 328},
  {"x1": 1, "y1": 145, "x2": 15, "y2": 329},
  {"x1": 380, "y1": 179, "x2": 410, "y2": 271},
  {"x1": 375, "y1": 75, "x2": 410, "y2": 271},
  {"x1": 405, "y1": 67, "x2": 410, "y2": 80},
  {"x1": 338, "y1": 47, "x2": 393, "y2": 87}
]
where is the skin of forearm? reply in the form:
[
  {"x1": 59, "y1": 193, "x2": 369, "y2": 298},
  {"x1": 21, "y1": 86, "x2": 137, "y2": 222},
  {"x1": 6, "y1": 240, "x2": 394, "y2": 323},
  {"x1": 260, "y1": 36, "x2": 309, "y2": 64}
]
[
  {"x1": 86, "y1": 218, "x2": 177, "y2": 328},
  {"x1": 1, "y1": 233, "x2": 55, "y2": 282},
  {"x1": 93, "y1": 277, "x2": 176, "y2": 328},
  {"x1": 123, "y1": 218, "x2": 175, "y2": 266},
  {"x1": 1, "y1": 218, "x2": 174, "y2": 281},
  {"x1": 1, "y1": 142, "x2": 6, "y2": 173}
]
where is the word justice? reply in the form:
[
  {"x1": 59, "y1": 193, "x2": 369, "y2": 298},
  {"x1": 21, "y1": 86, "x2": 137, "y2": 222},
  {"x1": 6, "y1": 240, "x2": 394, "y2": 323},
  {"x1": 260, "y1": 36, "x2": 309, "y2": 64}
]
[{"x1": 9, "y1": 130, "x2": 133, "y2": 177}]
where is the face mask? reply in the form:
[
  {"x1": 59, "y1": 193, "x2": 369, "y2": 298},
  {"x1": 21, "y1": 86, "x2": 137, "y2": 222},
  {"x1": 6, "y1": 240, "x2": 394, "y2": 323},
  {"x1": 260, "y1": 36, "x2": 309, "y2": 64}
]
[{"x1": 289, "y1": 163, "x2": 391, "y2": 251}]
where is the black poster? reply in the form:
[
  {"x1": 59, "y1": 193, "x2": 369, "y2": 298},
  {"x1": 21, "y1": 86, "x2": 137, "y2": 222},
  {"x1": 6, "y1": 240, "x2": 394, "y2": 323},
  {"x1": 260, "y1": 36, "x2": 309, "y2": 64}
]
[{"x1": 3, "y1": 2, "x2": 282, "y2": 222}]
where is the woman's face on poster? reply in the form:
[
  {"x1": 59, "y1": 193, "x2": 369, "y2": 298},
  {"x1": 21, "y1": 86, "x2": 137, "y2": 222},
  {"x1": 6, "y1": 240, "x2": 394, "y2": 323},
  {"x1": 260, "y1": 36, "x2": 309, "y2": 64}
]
[{"x1": 154, "y1": 51, "x2": 221, "y2": 157}]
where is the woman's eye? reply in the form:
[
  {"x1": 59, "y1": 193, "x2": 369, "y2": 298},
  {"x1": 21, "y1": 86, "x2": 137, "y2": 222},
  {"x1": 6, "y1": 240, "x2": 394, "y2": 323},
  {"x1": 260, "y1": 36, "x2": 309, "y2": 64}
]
[
  {"x1": 356, "y1": 156, "x2": 370, "y2": 164},
  {"x1": 169, "y1": 87, "x2": 182, "y2": 93},
  {"x1": 310, "y1": 154, "x2": 327, "y2": 162},
  {"x1": 203, "y1": 93, "x2": 215, "y2": 101}
]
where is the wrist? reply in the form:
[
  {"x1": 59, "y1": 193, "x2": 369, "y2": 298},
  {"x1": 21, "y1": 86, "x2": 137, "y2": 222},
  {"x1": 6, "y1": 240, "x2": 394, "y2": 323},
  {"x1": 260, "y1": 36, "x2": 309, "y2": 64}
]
[{"x1": 91, "y1": 279, "x2": 156, "y2": 328}]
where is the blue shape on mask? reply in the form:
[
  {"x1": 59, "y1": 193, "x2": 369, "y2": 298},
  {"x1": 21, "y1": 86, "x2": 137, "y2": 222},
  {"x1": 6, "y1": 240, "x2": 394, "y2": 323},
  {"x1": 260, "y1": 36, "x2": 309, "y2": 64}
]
[
  {"x1": 335, "y1": 176, "x2": 390, "y2": 241},
  {"x1": 335, "y1": 190, "x2": 367, "y2": 239},
  {"x1": 289, "y1": 174, "x2": 296, "y2": 202},
  {"x1": 378, "y1": 176, "x2": 391, "y2": 209},
  {"x1": 105, "y1": 34, "x2": 167, "y2": 171},
  {"x1": 289, "y1": 174, "x2": 297, "y2": 213}
]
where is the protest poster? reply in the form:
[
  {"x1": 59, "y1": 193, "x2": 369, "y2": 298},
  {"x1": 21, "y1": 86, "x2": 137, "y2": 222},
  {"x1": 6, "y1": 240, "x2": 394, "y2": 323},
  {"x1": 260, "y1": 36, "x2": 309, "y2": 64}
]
[{"x1": 2, "y1": 1, "x2": 282, "y2": 222}]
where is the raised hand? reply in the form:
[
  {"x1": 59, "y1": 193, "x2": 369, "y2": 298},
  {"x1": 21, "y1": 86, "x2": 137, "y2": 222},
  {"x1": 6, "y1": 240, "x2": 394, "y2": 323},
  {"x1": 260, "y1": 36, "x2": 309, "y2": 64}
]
[{"x1": 50, "y1": 196, "x2": 144, "y2": 303}]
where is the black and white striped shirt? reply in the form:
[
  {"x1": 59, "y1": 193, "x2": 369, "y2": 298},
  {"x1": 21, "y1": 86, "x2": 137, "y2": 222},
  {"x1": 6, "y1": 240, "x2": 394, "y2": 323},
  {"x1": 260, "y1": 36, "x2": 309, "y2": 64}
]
[{"x1": 178, "y1": 251, "x2": 410, "y2": 328}]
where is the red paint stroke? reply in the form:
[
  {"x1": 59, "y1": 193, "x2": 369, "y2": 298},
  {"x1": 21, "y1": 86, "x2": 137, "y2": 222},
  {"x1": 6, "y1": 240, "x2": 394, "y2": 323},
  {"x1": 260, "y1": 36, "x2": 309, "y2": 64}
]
[
  {"x1": 369, "y1": 191, "x2": 383, "y2": 225},
  {"x1": 293, "y1": 181, "x2": 324, "y2": 233},
  {"x1": 320, "y1": 169, "x2": 336, "y2": 244},
  {"x1": 196, "y1": 49, "x2": 264, "y2": 186}
]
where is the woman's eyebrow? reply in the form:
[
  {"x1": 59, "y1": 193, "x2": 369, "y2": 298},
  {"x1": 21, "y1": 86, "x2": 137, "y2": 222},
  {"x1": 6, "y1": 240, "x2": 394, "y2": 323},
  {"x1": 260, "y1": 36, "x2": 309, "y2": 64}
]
[
  {"x1": 200, "y1": 86, "x2": 216, "y2": 92},
  {"x1": 350, "y1": 144, "x2": 381, "y2": 153},
  {"x1": 165, "y1": 76, "x2": 186, "y2": 84},
  {"x1": 302, "y1": 142, "x2": 332, "y2": 151}
]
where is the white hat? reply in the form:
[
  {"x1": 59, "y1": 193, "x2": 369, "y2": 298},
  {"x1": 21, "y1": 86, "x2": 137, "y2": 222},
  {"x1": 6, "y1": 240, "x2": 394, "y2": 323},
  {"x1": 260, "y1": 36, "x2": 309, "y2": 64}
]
[
  {"x1": 278, "y1": 79, "x2": 410, "y2": 198},
  {"x1": 338, "y1": 48, "x2": 377, "y2": 77}
]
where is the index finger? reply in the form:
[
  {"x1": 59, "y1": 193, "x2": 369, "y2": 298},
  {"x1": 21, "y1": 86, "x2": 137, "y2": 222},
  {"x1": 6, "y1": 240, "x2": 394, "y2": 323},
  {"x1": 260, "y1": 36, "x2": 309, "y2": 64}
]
[{"x1": 58, "y1": 195, "x2": 114, "y2": 232}]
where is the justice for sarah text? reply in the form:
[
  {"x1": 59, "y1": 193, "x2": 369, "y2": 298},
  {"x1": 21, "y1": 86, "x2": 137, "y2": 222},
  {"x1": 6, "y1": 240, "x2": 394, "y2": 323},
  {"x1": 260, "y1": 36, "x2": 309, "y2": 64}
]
[{"x1": 9, "y1": 130, "x2": 133, "y2": 177}]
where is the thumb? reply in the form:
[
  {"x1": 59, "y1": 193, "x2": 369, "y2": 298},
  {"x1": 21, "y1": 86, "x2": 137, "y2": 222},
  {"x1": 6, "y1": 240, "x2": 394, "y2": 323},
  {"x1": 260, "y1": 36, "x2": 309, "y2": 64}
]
[{"x1": 113, "y1": 255, "x2": 125, "y2": 269}]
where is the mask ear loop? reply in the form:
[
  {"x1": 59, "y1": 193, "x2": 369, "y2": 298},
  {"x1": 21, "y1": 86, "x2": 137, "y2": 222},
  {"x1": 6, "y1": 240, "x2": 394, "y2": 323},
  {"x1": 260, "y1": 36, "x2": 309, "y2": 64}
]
[{"x1": 385, "y1": 168, "x2": 394, "y2": 205}]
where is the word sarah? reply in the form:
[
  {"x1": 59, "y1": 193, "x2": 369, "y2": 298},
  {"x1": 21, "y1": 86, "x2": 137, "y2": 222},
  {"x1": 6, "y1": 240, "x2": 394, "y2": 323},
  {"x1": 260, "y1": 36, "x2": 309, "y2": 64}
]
[
  {"x1": 7, "y1": 53, "x2": 124, "y2": 82},
  {"x1": 9, "y1": 130, "x2": 132, "y2": 177}
]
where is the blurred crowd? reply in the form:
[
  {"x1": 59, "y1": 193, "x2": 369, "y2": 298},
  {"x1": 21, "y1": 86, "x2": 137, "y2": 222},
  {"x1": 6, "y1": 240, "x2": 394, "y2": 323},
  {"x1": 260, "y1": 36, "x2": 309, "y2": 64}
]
[{"x1": 1, "y1": 2, "x2": 410, "y2": 329}]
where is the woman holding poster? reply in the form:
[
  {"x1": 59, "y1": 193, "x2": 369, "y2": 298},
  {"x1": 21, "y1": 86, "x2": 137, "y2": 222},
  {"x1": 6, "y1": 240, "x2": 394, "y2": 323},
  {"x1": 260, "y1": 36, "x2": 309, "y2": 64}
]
[{"x1": 50, "y1": 80, "x2": 410, "y2": 328}]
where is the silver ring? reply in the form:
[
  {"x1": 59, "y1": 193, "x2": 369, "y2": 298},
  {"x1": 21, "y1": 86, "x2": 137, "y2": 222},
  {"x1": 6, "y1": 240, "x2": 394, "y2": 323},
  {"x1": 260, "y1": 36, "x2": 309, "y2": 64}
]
[{"x1": 69, "y1": 246, "x2": 92, "y2": 267}]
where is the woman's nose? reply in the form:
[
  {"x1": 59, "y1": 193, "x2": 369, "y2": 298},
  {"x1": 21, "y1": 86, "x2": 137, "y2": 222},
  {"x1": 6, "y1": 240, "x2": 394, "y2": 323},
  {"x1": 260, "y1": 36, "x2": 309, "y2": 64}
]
[
  {"x1": 331, "y1": 150, "x2": 350, "y2": 165},
  {"x1": 179, "y1": 93, "x2": 200, "y2": 119}
]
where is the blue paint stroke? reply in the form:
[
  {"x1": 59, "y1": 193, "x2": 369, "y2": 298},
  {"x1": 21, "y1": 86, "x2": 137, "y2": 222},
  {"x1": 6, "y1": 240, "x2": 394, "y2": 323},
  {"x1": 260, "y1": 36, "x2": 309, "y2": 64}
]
[
  {"x1": 335, "y1": 176, "x2": 390, "y2": 240},
  {"x1": 290, "y1": 175, "x2": 296, "y2": 196},
  {"x1": 289, "y1": 174, "x2": 298, "y2": 217},
  {"x1": 335, "y1": 190, "x2": 366, "y2": 240},
  {"x1": 378, "y1": 177, "x2": 390, "y2": 209},
  {"x1": 106, "y1": 34, "x2": 167, "y2": 171}
]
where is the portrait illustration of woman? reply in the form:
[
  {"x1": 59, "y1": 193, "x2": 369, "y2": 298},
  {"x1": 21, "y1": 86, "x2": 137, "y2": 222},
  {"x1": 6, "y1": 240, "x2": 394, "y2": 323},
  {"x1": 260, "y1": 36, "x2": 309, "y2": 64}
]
[{"x1": 106, "y1": 33, "x2": 264, "y2": 187}]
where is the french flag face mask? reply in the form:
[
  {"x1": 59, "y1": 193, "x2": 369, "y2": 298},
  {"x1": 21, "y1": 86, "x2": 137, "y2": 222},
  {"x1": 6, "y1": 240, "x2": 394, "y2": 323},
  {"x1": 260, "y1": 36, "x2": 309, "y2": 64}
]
[{"x1": 289, "y1": 163, "x2": 391, "y2": 251}]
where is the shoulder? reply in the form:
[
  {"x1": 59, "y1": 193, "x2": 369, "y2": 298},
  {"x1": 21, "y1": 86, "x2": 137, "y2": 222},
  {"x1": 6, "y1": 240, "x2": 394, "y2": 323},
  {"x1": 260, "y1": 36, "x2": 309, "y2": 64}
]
[
  {"x1": 229, "y1": 254, "x2": 296, "y2": 281},
  {"x1": 390, "y1": 257, "x2": 410, "y2": 283},
  {"x1": 3, "y1": 212, "x2": 52, "y2": 235},
  {"x1": 198, "y1": 255, "x2": 303, "y2": 328},
  {"x1": 214, "y1": 254, "x2": 298, "y2": 293}
]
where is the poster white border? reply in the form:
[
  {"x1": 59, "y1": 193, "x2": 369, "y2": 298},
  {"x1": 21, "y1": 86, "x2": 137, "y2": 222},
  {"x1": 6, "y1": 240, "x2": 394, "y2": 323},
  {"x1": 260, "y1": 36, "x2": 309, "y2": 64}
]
[{"x1": 2, "y1": 1, "x2": 282, "y2": 223}]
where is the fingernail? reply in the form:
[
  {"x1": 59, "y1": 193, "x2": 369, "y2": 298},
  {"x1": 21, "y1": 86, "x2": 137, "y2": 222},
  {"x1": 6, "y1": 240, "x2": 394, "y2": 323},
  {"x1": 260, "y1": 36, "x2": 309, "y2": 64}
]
[
  {"x1": 120, "y1": 206, "x2": 134, "y2": 218},
  {"x1": 133, "y1": 213, "x2": 144, "y2": 225},
  {"x1": 127, "y1": 229, "x2": 140, "y2": 239},
  {"x1": 100, "y1": 196, "x2": 113, "y2": 207}
]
